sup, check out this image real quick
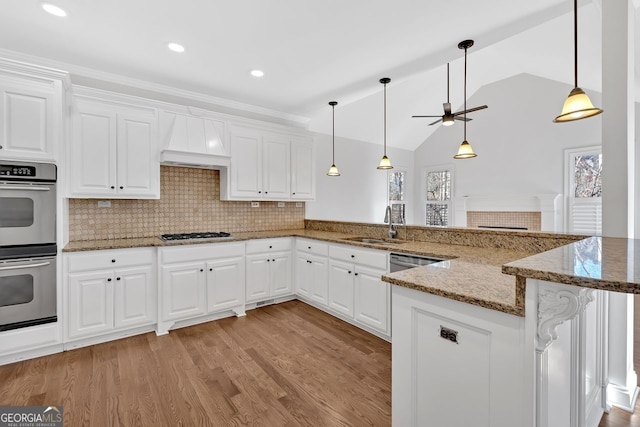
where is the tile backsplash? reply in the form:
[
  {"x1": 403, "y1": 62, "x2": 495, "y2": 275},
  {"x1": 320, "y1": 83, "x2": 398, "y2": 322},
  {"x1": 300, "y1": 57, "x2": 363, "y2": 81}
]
[{"x1": 68, "y1": 166, "x2": 305, "y2": 241}]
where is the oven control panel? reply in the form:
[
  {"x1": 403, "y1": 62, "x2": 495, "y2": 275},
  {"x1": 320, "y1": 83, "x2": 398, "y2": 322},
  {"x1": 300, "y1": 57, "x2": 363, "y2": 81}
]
[{"x1": 0, "y1": 164, "x2": 36, "y2": 177}]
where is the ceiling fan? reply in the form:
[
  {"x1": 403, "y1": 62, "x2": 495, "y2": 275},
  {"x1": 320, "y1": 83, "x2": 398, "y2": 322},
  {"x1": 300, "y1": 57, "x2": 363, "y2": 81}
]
[{"x1": 412, "y1": 53, "x2": 488, "y2": 126}]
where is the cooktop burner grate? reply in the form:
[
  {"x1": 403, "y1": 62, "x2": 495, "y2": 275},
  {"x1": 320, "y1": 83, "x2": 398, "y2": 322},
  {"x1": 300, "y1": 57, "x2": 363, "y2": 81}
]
[{"x1": 160, "y1": 232, "x2": 232, "y2": 241}]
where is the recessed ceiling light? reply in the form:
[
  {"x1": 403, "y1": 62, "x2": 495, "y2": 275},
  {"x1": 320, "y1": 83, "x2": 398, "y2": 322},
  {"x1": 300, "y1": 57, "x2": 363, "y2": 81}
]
[
  {"x1": 167, "y1": 43, "x2": 185, "y2": 53},
  {"x1": 250, "y1": 69, "x2": 265, "y2": 78},
  {"x1": 42, "y1": 3, "x2": 67, "y2": 17}
]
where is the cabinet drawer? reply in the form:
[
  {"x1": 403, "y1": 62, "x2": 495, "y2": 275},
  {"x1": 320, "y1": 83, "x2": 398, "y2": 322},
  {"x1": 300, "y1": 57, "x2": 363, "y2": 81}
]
[
  {"x1": 67, "y1": 248, "x2": 154, "y2": 273},
  {"x1": 160, "y1": 242, "x2": 244, "y2": 264},
  {"x1": 296, "y1": 239, "x2": 328, "y2": 256},
  {"x1": 329, "y1": 244, "x2": 387, "y2": 270},
  {"x1": 246, "y1": 238, "x2": 292, "y2": 254}
]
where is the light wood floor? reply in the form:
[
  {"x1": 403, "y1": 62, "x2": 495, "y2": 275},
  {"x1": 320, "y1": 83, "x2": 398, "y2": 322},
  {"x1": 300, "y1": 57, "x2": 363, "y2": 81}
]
[{"x1": 0, "y1": 301, "x2": 391, "y2": 426}]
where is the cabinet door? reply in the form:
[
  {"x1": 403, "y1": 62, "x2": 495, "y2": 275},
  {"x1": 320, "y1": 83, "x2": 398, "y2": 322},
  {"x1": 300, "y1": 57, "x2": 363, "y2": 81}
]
[
  {"x1": 291, "y1": 139, "x2": 315, "y2": 200},
  {"x1": 262, "y1": 135, "x2": 290, "y2": 199},
  {"x1": 207, "y1": 256, "x2": 245, "y2": 313},
  {"x1": 270, "y1": 251, "x2": 292, "y2": 297},
  {"x1": 245, "y1": 254, "x2": 270, "y2": 302},
  {"x1": 355, "y1": 266, "x2": 389, "y2": 334},
  {"x1": 310, "y1": 256, "x2": 329, "y2": 306},
  {"x1": 328, "y1": 260, "x2": 355, "y2": 318},
  {"x1": 295, "y1": 255, "x2": 312, "y2": 299},
  {"x1": 68, "y1": 271, "x2": 114, "y2": 339},
  {"x1": 229, "y1": 128, "x2": 262, "y2": 199},
  {"x1": 70, "y1": 100, "x2": 117, "y2": 196},
  {"x1": 116, "y1": 109, "x2": 159, "y2": 198},
  {"x1": 0, "y1": 79, "x2": 56, "y2": 161},
  {"x1": 161, "y1": 261, "x2": 206, "y2": 322},
  {"x1": 113, "y1": 265, "x2": 155, "y2": 329}
]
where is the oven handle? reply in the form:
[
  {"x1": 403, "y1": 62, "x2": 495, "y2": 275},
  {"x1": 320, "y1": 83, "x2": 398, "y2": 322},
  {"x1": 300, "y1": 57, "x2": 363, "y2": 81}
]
[
  {"x1": 0, "y1": 184, "x2": 51, "y2": 191},
  {"x1": 0, "y1": 261, "x2": 51, "y2": 271}
]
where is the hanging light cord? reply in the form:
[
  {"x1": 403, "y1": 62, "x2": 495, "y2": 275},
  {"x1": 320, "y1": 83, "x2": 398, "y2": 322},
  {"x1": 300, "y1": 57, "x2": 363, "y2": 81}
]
[
  {"x1": 332, "y1": 103, "x2": 336, "y2": 164},
  {"x1": 383, "y1": 81, "x2": 387, "y2": 157},
  {"x1": 573, "y1": 0, "x2": 578, "y2": 88},
  {"x1": 463, "y1": 46, "x2": 467, "y2": 141},
  {"x1": 447, "y1": 63, "x2": 450, "y2": 103}
]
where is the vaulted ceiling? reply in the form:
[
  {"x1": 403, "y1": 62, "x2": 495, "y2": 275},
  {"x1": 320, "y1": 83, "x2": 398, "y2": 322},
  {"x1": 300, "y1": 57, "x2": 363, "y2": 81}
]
[{"x1": 0, "y1": 0, "x2": 633, "y2": 150}]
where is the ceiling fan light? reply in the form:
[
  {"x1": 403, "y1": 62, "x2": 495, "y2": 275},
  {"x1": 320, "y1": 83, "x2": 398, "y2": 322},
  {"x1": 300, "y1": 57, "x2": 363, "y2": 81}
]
[
  {"x1": 453, "y1": 140, "x2": 477, "y2": 159},
  {"x1": 377, "y1": 155, "x2": 393, "y2": 169},
  {"x1": 442, "y1": 115, "x2": 455, "y2": 126},
  {"x1": 553, "y1": 87, "x2": 603, "y2": 122},
  {"x1": 327, "y1": 164, "x2": 340, "y2": 176}
]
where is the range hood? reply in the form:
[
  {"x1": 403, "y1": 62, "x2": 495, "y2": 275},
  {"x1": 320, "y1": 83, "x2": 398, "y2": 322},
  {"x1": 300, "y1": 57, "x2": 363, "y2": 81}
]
[{"x1": 160, "y1": 109, "x2": 231, "y2": 169}]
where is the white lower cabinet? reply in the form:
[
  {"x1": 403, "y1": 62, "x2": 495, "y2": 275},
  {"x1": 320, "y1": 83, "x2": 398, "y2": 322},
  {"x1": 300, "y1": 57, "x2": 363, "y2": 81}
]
[
  {"x1": 159, "y1": 243, "x2": 245, "y2": 332},
  {"x1": 245, "y1": 238, "x2": 293, "y2": 303},
  {"x1": 296, "y1": 254, "x2": 329, "y2": 306},
  {"x1": 65, "y1": 248, "x2": 155, "y2": 340},
  {"x1": 326, "y1": 244, "x2": 390, "y2": 338}
]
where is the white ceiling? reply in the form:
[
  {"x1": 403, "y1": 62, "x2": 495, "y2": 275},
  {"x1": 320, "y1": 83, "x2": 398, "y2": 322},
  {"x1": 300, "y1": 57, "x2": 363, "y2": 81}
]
[{"x1": 0, "y1": 0, "x2": 632, "y2": 150}]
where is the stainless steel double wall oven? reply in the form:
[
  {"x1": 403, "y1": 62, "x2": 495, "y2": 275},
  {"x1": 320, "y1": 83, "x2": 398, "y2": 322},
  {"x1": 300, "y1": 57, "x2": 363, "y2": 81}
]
[{"x1": 0, "y1": 160, "x2": 57, "y2": 331}]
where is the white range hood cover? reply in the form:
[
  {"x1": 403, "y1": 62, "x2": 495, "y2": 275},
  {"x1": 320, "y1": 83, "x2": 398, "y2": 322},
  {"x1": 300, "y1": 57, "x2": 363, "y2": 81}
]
[{"x1": 160, "y1": 109, "x2": 231, "y2": 169}]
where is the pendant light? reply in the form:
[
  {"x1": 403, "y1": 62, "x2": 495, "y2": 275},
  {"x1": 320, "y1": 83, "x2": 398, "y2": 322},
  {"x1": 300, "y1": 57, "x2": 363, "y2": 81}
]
[
  {"x1": 454, "y1": 40, "x2": 478, "y2": 159},
  {"x1": 553, "y1": 0, "x2": 602, "y2": 123},
  {"x1": 327, "y1": 101, "x2": 340, "y2": 176},
  {"x1": 377, "y1": 77, "x2": 393, "y2": 170}
]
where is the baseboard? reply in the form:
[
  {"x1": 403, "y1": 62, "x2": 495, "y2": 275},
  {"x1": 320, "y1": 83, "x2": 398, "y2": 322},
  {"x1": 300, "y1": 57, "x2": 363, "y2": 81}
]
[
  {"x1": 607, "y1": 383, "x2": 640, "y2": 413},
  {"x1": 0, "y1": 344, "x2": 64, "y2": 366}
]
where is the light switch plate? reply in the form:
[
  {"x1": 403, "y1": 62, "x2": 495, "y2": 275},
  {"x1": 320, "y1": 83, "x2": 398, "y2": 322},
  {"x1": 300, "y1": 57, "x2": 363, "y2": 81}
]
[
  {"x1": 97, "y1": 200, "x2": 111, "y2": 208},
  {"x1": 277, "y1": 202, "x2": 285, "y2": 208},
  {"x1": 251, "y1": 202, "x2": 260, "y2": 208}
]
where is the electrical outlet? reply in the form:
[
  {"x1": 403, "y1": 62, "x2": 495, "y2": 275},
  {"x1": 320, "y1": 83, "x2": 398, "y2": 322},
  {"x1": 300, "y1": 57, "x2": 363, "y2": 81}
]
[
  {"x1": 295, "y1": 202, "x2": 303, "y2": 208},
  {"x1": 97, "y1": 200, "x2": 111, "y2": 208},
  {"x1": 251, "y1": 202, "x2": 260, "y2": 208},
  {"x1": 277, "y1": 202, "x2": 285, "y2": 208}
]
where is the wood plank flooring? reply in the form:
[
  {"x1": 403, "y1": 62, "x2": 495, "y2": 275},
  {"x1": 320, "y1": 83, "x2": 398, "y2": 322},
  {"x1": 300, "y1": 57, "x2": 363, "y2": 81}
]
[{"x1": 0, "y1": 301, "x2": 391, "y2": 426}]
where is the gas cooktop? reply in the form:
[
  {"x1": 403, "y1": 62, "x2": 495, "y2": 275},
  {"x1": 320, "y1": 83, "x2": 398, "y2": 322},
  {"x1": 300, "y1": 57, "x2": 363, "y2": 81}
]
[{"x1": 160, "y1": 232, "x2": 233, "y2": 241}]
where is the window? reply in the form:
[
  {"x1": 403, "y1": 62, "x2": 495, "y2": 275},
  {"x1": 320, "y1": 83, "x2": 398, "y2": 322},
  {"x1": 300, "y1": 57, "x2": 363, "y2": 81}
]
[
  {"x1": 425, "y1": 168, "x2": 452, "y2": 227},
  {"x1": 388, "y1": 171, "x2": 405, "y2": 224},
  {"x1": 565, "y1": 147, "x2": 602, "y2": 235}
]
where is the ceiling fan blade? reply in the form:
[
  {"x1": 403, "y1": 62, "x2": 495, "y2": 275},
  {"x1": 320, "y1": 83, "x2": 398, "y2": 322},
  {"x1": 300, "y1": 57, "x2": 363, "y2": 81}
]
[
  {"x1": 428, "y1": 118, "x2": 443, "y2": 126},
  {"x1": 454, "y1": 116, "x2": 472, "y2": 122},
  {"x1": 412, "y1": 115, "x2": 443, "y2": 118},
  {"x1": 443, "y1": 102, "x2": 451, "y2": 115},
  {"x1": 453, "y1": 105, "x2": 488, "y2": 116}
]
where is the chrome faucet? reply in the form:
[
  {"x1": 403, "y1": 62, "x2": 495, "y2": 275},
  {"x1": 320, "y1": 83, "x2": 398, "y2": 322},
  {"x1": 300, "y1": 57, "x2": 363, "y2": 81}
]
[{"x1": 384, "y1": 205, "x2": 397, "y2": 239}]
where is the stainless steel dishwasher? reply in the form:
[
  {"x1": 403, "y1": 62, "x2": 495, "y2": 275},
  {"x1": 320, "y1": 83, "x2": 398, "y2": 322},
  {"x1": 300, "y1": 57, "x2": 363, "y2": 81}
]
[{"x1": 389, "y1": 253, "x2": 446, "y2": 272}]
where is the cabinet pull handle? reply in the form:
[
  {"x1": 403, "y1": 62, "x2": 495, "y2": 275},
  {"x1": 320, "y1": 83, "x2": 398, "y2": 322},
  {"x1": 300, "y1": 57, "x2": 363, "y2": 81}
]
[
  {"x1": 307, "y1": 260, "x2": 312, "y2": 264},
  {"x1": 111, "y1": 259, "x2": 116, "y2": 263},
  {"x1": 107, "y1": 278, "x2": 112, "y2": 282},
  {"x1": 116, "y1": 277, "x2": 121, "y2": 280}
]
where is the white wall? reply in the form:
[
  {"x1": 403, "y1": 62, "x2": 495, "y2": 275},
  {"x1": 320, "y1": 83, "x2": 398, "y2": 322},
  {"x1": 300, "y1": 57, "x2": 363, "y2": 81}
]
[
  {"x1": 306, "y1": 133, "x2": 415, "y2": 224},
  {"x1": 412, "y1": 73, "x2": 603, "y2": 230}
]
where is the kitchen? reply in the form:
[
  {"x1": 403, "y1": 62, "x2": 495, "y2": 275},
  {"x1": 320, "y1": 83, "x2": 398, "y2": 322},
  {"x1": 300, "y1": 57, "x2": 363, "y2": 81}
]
[{"x1": 0, "y1": 1, "x2": 639, "y2": 426}]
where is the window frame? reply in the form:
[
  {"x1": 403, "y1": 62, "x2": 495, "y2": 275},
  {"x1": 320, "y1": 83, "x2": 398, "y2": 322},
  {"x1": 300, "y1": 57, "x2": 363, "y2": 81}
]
[
  {"x1": 423, "y1": 165, "x2": 454, "y2": 227},
  {"x1": 564, "y1": 145, "x2": 602, "y2": 235},
  {"x1": 387, "y1": 169, "x2": 407, "y2": 225}
]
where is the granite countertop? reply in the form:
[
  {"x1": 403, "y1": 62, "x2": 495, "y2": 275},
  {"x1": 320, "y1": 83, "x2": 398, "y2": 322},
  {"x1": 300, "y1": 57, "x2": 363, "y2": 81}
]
[
  {"x1": 63, "y1": 229, "x2": 534, "y2": 317},
  {"x1": 503, "y1": 236, "x2": 640, "y2": 293}
]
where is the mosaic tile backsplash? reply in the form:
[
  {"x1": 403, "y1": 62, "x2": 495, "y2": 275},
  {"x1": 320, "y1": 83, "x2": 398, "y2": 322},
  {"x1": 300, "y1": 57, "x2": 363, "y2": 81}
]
[{"x1": 68, "y1": 166, "x2": 305, "y2": 241}]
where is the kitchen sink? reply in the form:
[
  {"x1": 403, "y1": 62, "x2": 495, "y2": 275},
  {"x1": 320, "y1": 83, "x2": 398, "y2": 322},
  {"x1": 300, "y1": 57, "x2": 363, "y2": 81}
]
[{"x1": 342, "y1": 236, "x2": 406, "y2": 245}]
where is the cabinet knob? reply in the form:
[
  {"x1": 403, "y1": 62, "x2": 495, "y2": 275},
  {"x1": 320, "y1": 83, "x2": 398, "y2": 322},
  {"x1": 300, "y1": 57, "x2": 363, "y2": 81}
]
[
  {"x1": 351, "y1": 255, "x2": 355, "y2": 258},
  {"x1": 269, "y1": 245, "x2": 272, "y2": 249},
  {"x1": 354, "y1": 273, "x2": 359, "y2": 276},
  {"x1": 200, "y1": 269, "x2": 204, "y2": 272},
  {"x1": 0, "y1": 145, "x2": 3, "y2": 149},
  {"x1": 258, "y1": 191, "x2": 262, "y2": 194},
  {"x1": 107, "y1": 278, "x2": 112, "y2": 282},
  {"x1": 272, "y1": 259, "x2": 275, "y2": 262},
  {"x1": 111, "y1": 259, "x2": 116, "y2": 263},
  {"x1": 348, "y1": 270, "x2": 351, "y2": 274},
  {"x1": 266, "y1": 259, "x2": 270, "y2": 262},
  {"x1": 119, "y1": 186, "x2": 124, "y2": 190},
  {"x1": 293, "y1": 192, "x2": 296, "y2": 195},
  {"x1": 307, "y1": 260, "x2": 312, "y2": 264},
  {"x1": 307, "y1": 246, "x2": 311, "y2": 249},
  {"x1": 209, "y1": 268, "x2": 213, "y2": 271},
  {"x1": 110, "y1": 186, "x2": 115, "y2": 189},
  {"x1": 116, "y1": 277, "x2": 121, "y2": 280}
]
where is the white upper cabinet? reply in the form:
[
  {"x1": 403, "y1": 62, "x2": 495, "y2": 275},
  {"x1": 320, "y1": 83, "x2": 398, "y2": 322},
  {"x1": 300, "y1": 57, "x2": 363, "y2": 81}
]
[
  {"x1": 221, "y1": 123, "x2": 314, "y2": 201},
  {"x1": 68, "y1": 89, "x2": 159, "y2": 199},
  {"x1": 291, "y1": 138, "x2": 315, "y2": 200},
  {"x1": 0, "y1": 59, "x2": 67, "y2": 162}
]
